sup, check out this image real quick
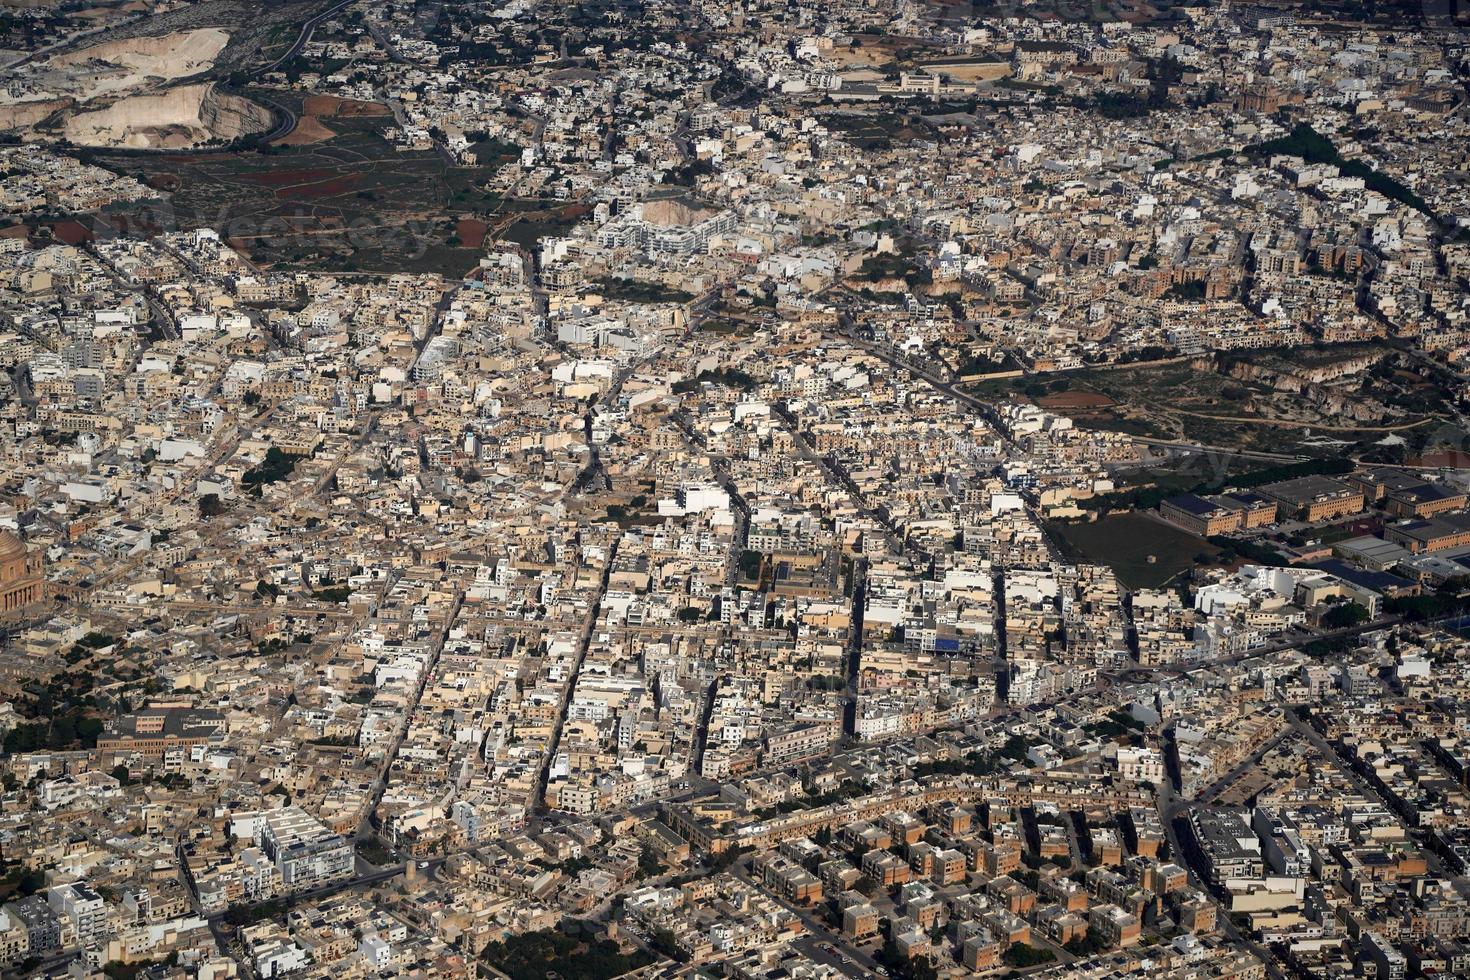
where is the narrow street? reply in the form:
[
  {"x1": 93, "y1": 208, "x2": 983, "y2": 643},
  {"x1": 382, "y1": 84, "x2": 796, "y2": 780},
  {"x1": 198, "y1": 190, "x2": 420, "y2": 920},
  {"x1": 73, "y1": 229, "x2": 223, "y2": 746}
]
[{"x1": 534, "y1": 539, "x2": 618, "y2": 814}]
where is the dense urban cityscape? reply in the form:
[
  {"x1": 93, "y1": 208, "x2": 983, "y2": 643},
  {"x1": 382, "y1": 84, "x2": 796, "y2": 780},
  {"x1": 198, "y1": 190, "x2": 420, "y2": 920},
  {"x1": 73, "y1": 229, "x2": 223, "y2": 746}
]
[{"x1": 1, "y1": 0, "x2": 1470, "y2": 977}]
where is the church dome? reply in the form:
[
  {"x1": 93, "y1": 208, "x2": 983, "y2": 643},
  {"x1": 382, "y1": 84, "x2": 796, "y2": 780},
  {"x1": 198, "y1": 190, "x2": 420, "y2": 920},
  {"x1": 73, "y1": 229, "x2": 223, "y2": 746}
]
[{"x1": 0, "y1": 531, "x2": 25, "y2": 562}]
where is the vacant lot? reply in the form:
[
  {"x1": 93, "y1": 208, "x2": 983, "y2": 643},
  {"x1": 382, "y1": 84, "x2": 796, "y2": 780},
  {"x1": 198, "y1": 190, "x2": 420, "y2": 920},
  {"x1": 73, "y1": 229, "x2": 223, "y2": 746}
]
[
  {"x1": 1046, "y1": 513, "x2": 1217, "y2": 590},
  {"x1": 1038, "y1": 390, "x2": 1114, "y2": 410},
  {"x1": 85, "y1": 94, "x2": 576, "y2": 276},
  {"x1": 820, "y1": 112, "x2": 937, "y2": 149},
  {"x1": 302, "y1": 94, "x2": 389, "y2": 118},
  {"x1": 967, "y1": 345, "x2": 1446, "y2": 458}
]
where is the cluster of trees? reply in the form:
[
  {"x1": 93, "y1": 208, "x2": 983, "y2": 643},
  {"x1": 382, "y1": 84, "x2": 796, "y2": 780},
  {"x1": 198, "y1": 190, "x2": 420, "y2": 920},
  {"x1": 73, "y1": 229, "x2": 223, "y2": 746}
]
[
  {"x1": 4, "y1": 714, "x2": 105, "y2": 753},
  {"x1": 1321, "y1": 600, "x2": 1371, "y2": 630},
  {"x1": 959, "y1": 352, "x2": 1019, "y2": 377},
  {"x1": 666, "y1": 158, "x2": 717, "y2": 187},
  {"x1": 466, "y1": 135, "x2": 523, "y2": 166},
  {"x1": 1066, "y1": 57, "x2": 1182, "y2": 120},
  {"x1": 222, "y1": 898, "x2": 288, "y2": 928},
  {"x1": 910, "y1": 734, "x2": 1030, "y2": 780},
  {"x1": 672, "y1": 367, "x2": 758, "y2": 394},
  {"x1": 1084, "y1": 711, "x2": 1146, "y2": 740},
  {"x1": 481, "y1": 925, "x2": 654, "y2": 980},
  {"x1": 1081, "y1": 456, "x2": 1353, "y2": 515},
  {"x1": 1163, "y1": 279, "x2": 1208, "y2": 302},
  {"x1": 876, "y1": 940, "x2": 940, "y2": 980},
  {"x1": 595, "y1": 278, "x2": 694, "y2": 304},
  {"x1": 711, "y1": 67, "x2": 756, "y2": 105},
  {"x1": 1003, "y1": 943, "x2": 1056, "y2": 967},
  {"x1": 855, "y1": 251, "x2": 932, "y2": 289},
  {"x1": 0, "y1": 861, "x2": 46, "y2": 899},
  {"x1": 1388, "y1": 587, "x2": 1470, "y2": 622},
  {"x1": 241, "y1": 447, "x2": 301, "y2": 493},
  {"x1": 1206, "y1": 535, "x2": 1288, "y2": 567},
  {"x1": 3, "y1": 662, "x2": 116, "y2": 753},
  {"x1": 1245, "y1": 124, "x2": 1432, "y2": 216}
]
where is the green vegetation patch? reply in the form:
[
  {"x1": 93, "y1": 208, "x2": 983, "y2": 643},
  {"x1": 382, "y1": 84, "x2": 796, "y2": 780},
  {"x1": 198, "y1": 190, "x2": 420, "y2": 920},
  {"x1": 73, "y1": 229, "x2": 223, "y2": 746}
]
[
  {"x1": 242, "y1": 447, "x2": 301, "y2": 491},
  {"x1": 1245, "y1": 124, "x2": 1432, "y2": 215},
  {"x1": 1047, "y1": 513, "x2": 1219, "y2": 589},
  {"x1": 481, "y1": 926, "x2": 657, "y2": 980},
  {"x1": 1086, "y1": 456, "x2": 1354, "y2": 514},
  {"x1": 673, "y1": 367, "x2": 758, "y2": 393},
  {"x1": 595, "y1": 278, "x2": 695, "y2": 304}
]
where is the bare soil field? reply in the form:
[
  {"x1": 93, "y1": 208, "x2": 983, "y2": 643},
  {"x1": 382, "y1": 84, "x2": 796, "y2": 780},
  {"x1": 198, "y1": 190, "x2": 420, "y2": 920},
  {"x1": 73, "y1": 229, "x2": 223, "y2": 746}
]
[
  {"x1": 302, "y1": 95, "x2": 389, "y2": 118},
  {"x1": 275, "y1": 114, "x2": 335, "y2": 145}
]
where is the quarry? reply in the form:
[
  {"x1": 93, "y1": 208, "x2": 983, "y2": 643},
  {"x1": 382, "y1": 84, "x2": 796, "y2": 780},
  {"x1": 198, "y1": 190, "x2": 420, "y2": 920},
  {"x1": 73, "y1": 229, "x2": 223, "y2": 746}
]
[
  {"x1": 60, "y1": 81, "x2": 271, "y2": 149},
  {"x1": 47, "y1": 28, "x2": 231, "y2": 102},
  {"x1": 0, "y1": 27, "x2": 273, "y2": 148}
]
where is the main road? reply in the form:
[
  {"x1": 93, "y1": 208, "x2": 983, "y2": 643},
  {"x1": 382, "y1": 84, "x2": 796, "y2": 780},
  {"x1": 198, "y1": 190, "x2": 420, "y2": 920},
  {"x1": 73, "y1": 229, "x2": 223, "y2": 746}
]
[{"x1": 266, "y1": 0, "x2": 356, "y2": 72}]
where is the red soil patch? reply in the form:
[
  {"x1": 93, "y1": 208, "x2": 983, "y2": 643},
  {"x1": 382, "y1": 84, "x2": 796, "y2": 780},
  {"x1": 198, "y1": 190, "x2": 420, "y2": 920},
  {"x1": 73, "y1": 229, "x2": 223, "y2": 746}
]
[
  {"x1": 48, "y1": 220, "x2": 92, "y2": 245},
  {"x1": 303, "y1": 95, "x2": 389, "y2": 118},
  {"x1": 1411, "y1": 451, "x2": 1470, "y2": 469},
  {"x1": 456, "y1": 218, "x2": 489, "y2": 248},
  {"x1": 275, "y1": 174, "x2": 361, "y2": 199},
  {"x1": 275, "y1": 115, "x2": 336, "y2": 146},
  {"x1": 1038, "y1": 391, "x2": 1115, "y2": 410},
  {"x1": 241, "y1": 168, "x2": 335, "y2": 187}
]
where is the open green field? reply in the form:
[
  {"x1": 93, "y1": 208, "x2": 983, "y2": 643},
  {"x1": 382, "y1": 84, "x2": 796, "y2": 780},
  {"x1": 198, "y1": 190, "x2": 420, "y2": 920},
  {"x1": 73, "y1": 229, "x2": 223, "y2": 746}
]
[
  {"x1": 85, "y1": 95, "x2": 583, "y2": 276},
  {"x1": 1046, "y1": 513, "x2": 1218, "y2": 590}
]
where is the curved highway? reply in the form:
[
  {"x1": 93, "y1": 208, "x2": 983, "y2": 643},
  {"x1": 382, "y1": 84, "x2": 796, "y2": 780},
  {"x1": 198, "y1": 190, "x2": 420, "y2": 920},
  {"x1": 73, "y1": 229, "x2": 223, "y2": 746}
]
[{"x1": 266, "y1": 0, "x2": 357, "y2": 73}]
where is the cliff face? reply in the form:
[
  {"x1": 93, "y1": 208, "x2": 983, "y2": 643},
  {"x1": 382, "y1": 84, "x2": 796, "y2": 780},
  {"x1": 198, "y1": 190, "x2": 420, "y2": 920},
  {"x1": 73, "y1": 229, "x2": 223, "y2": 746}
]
[
  {"x1": 60, "y1": 82, "x2": 270, "y2": 148},
  {"x1": 1222, "y1": 355, "x2": 1384, "y2": 422},
  {"x1": 199, "y1": 85, "x2": 273, "y2": 140},
  {"x1": 0, "y1": 99, "x2": 67, "y2": 133}
]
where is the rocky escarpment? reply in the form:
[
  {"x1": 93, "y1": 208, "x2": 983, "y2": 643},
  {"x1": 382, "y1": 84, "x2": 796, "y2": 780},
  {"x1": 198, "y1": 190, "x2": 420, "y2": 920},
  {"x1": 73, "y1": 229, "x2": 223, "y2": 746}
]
[
  {"x1": 1221, "y1": 353, "x2": 1387, "y2": 423},
  {"x1": 0, "y1": 99, "x2": 68, "y2": 133}
]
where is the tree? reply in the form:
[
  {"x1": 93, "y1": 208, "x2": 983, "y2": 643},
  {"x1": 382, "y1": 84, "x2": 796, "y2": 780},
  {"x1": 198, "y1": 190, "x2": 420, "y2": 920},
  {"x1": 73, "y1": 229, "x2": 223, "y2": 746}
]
[
  {"x1": 649, "y1": 928, "x2": 688, "y2": 962},
  {"x1": 636, "y1": 844, "x2": 663, "y2": 879},
  {"x1": 877, "y1": 940, "x2": 939, "y2": 980},
  {"x1": 1321, "y1": 601, "x2": 1369, "y2": 630},
  {"x1": 1003, "y1": 943, "x2": 1055, "y2": 968},
  {"x1": 199, "y1": 493, "x2": 225, "y2": 518}
]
